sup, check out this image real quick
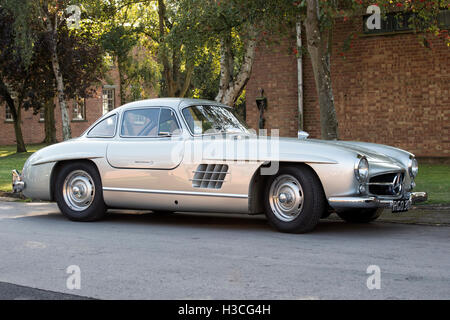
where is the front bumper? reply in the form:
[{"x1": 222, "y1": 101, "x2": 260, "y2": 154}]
[
  {"x1": 12, "y1": 169, "x2": 25, "y2": 193},
  {"x1": 328, "y1": 192, "x2": 428, "y2": 210}
]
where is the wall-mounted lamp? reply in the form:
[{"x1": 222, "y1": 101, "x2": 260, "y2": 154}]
[{"x1": 255, "y1": 88, "x2": 267, "y2": 129}]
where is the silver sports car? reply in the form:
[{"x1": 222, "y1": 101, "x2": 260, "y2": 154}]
[{"x1": 12, "y1": 98, "x2": 427, "y2": 233}]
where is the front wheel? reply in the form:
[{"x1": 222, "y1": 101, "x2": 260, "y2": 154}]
[
  {"x1": 336, "y1": 208, "x2": 383, "y2": 223},
  {"x1": 264, "y1": 165, "x2": 326, "y2": 233},
  {"x1": 55, "y1": 161, "x2": 107, "y2": 221}
]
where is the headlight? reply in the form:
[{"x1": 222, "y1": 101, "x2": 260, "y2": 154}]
[
  {"x1": 409, "y1": 157, "x2": 418, "y2": 178},
  {"x1": 355, "y1": 157, "x2": 369, "y2": 182}
]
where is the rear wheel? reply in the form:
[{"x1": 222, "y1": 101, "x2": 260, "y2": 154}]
[
  {"x1": 55, "y1": 161, "x2": 107, "y2": 221},
  {"x1": 264, "y1": 165, "x2": 326, "y2": 233},
  {"x1": 336, "y1": 208, "x2": 383, "y2": 223}
]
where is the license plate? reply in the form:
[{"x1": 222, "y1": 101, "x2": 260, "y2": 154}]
[{"x1": 392, "y1": 199, "x2": 411, "y2": 213}]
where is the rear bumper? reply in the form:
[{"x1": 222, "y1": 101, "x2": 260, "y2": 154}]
[
  {"x1": 12, "y1": 169, "x2": 25, "y2": 193},
  {"x1": 328, "y1": 192, "x2": 428, "y2": 210}
]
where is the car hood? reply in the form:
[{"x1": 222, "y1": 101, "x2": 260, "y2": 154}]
[
  {"x1": 305, "y1": 139, "x2": 402, "y2": 163},
  {"x1": 199, "y1": 135, "x2": 409, "y2": 167}
]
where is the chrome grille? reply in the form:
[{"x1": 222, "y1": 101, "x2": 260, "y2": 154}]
[
  {"x1": 191, "y1": 164, "x2": 229, "y2": 189},
  {"x1": 368, "y1": 172, "x2": 404, "y2": 196}
]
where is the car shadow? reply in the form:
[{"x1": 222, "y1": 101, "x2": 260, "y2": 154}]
[
  {"x1": 15, "y1": 208, "x2": 410, "y2": 236},
  {"x1": 105, "y1": 210, "x2": 273, "y2": 232}
]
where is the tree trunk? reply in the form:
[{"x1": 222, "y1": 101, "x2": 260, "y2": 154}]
[
  {"x1": 178, "y1": 63, "x2": 194, "y2": 98},
  {"x1": 158, "y1": 0, "x2": 174, "y2": 97},
  {"x1": 0, "y1": 78, "x2": 27, "y2": 152},
  {"x1": 43, "y1": 100, "x2": 57, "y2": 144},
  {"x1": 9, "y1": 95, "x2": 26, "y2": 153},
  {"x1": 304, "y1": 0, "x2": 338, "y2": 140},
  {"x1": 215, "y1": 33, "x2": 233, "y2": 104},
  {"x1": 12, "y1": 105, "x2": 26, "y2": 153},
  {"x1": 117, "y1": 60, "x2": 126, "y2": 104},
  {"x1": 157, "y1": 0, "x2": 193, "y2": 98},
  {"x1": 215, "y1": 27, "x2": 258, "y2": 107},
  {"x1": 45, "y1": 10, "x2": 72, "y2": 141}
]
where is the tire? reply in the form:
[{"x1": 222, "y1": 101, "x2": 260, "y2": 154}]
[
  {"x1": 54, "y1": 161, "x2": 107, "y2": 222},
  {"x1": 264, "y1": 165, "x2": 326, "y2": 233},
  {"x1": 336, "y1": 208, "x2": 383, "y2": 223}
]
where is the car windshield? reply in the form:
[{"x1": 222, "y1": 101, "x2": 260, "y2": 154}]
[{"x1": 182, "y1": 105, "x2": 249, "y2": 135}]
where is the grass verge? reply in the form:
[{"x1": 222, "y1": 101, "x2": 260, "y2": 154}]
[{"x1": 0, "y1": 144, "x2": 48, "y2": 192}]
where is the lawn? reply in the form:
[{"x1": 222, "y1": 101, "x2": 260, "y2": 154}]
[
  {"x1": 414, "y1": 163, "x2": 450, "y2": 205},
  {"x1": 0, "y1": 144, "x2": 449, "y2": 204},
  {"x1": 0, "y1": 144, "x2": 48, "y2": 192}
]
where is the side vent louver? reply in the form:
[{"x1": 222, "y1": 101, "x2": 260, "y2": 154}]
[{"x1": 191, "y1": 164, "x2": 229, "y2": 189}]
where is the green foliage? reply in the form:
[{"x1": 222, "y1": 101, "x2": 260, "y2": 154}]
[
  {"x1": 0, "y1": 2, "x2": 106, "y2": 111},
  {"x1": 0, "y1": 0, "x2": 39, "y2": 67},
  {"x1": 127, "y1": 43, "x2": 161, "y2": 100},
  {"x1": 172, "y1": 0, "x2": 297, "y2": 103},
  {"x1": 190, "y1": 45, "x2": 221, "y2": 100},
  {"x1": 59, "y1": 22, "x2": 106, "y2": 100},
  {"x1": 100, "y1": 25, "x2": 140, "y2": 64},
  {"x1": 84, "y1": 0, "x2": 160, "y2": 102}
]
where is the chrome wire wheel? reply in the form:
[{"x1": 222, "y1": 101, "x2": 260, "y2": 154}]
[
  {"x1": 268, "y1": 174, "x2": 304, "y2": 222},
  {"x1": 62, "y1": 170, "x2": 95, "y2": 212}
]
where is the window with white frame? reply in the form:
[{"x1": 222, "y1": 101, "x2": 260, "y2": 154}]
[
  {"x1": 102, "y1": 88, "x2": 115, "y2": 115},
  {"x1": 5, "y1": 105, "x2": 13, "y2": 122},
  {"x1": 72, "y1": 97, "x2": 86, "y2": 121}
]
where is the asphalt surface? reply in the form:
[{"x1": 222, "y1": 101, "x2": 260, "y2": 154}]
[{"x1": 0, "y1": 201, "x2": 449, "y2": 300}]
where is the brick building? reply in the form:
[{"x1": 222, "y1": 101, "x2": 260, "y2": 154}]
[
  {"x1": 246, "y1": 15, "x2": 449, "y2": 158},
  {"x1": 0, "y1": 68, "x2": 121, "y2": 145}
]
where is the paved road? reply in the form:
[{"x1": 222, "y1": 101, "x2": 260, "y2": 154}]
[{"x1": 0, "y1": 201, "x2": 449, "y2": 300}]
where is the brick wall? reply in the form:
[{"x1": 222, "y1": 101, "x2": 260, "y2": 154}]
[
  {"x1": 246, "y1": 18, "x2": 450, "y2": 157},
  {"x1": 0, "y1": 68, "x2": 121, "y2": 145}
]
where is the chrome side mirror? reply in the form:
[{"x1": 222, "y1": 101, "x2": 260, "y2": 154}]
[{"x1": 297, "y1": 131, "x2": 309, "y2": 140}]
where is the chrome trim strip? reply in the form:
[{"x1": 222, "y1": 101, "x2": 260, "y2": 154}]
[
  {"x1": 367, "y1": 182, "x2": 396, "y2": 186},
  {"x1": 328, "y1": 192, "x2": 428, "y2": 209},
  {"x1": 32, "y1": 156, "x2": 102, "y2": 166},
  {"x1": 189, "y1": 179, "x2": 228, "y2": 182},
  {"x1": 103, "y1": 187, "x2": 248, "y2": 198},
  {"x1": 193, "y1": 171, "x2": 230, "y2": 175},
  {"x1": 328, "y1": 196, "x2": 385, "y2": 209}
]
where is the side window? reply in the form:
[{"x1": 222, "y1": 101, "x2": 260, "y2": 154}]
[
  {"x1": 87, "y1": 114, "x2": 117, "y2": 137},
  {"x1": 158, "y1": 108, "x2": 181, "y2": 136},
  {"x1": 121, "y1": 108, "x2": 160, "y2": 137}
]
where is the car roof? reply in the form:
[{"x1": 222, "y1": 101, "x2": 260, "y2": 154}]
[
  {"x1": 82, "y1": 98, "x2": 234, "y2": 138},
  {"x1": 113, "y1": 98, "x2": 230, "y2": 114}
]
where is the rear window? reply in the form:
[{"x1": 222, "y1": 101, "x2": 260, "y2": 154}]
[{"x1": 87, "y1": 114, "x2": 117, "y2": 137}]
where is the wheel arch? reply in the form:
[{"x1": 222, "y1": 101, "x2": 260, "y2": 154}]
[
  {"x1": 248, "y1": 161, "x2": 327, "y2": 214},
  {"x1": 50, "y1": 159, "x2": 101, "y2": 201}
]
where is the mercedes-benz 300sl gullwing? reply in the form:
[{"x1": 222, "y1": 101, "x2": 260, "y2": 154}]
[{"x1": 12, "y1": 98, "x2": 427, "y2": 233}]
